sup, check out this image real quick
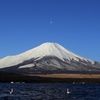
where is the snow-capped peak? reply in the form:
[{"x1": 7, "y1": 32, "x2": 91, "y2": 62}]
[{"x1": 0, "y1": 42, "x2": 94, "y2": 68}]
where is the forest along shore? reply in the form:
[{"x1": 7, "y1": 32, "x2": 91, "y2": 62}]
[
  {"x1": 28, "y1": 74, "x2": 100, "y2": 78},
  {"x1": 0, "y1": 71, "x2": 100, "y2": 84}
]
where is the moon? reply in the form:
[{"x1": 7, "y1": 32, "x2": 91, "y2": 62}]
[{"x1": 50, "y1": 21, "x2": 53, "y2": 24}]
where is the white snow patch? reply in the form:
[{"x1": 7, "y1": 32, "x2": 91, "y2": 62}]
[{"x1": 18, "y1": 64, "x2": 34, "y2": 69}]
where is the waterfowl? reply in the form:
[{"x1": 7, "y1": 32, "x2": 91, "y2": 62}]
[
  {"x1": 67, "y1": 88, "x2": 70, "y2": 94},
  {"x1": 10, "y1": 88, "x2": 13, "y2": 94}
]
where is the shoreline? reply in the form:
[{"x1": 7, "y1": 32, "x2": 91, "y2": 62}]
[
  {"x1": 28, "y1": 74, "x2": 100, "y2": 79},
  {"x1": 0, "y1": 73, "x2": 100, "y2": 84}
]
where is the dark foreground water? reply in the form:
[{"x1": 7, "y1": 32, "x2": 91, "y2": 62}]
[{"x1": 0, "y1": 83, "x2": 100, "y2": 100}]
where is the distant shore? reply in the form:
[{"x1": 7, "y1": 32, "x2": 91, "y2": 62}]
[
  {"x1": 0, "y1": 72, "x2": 100, "y2": 84},
  {"x1": 29, "y1": 74, "x2": 100, "y2": 79}
]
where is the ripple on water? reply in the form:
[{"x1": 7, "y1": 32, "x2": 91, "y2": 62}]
[{"x1": 0, "y1": 83, "x2": 100, "y2": 100}]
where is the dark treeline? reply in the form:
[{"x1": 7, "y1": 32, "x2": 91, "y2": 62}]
[{"x1": 0, "y1": 71, "x2": 100, "y2": 84}]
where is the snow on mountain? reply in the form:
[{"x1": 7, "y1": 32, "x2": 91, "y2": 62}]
[
  {"x1": 0, "y1": 42, "x2": 94, "y2": 69},
  {"x1": 18, "y1": 64, "x2": 35, "y2": 69}
]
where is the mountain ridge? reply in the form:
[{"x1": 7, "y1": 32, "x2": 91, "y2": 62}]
[{"x1": 0, "y1": 42, "x2": 100, "y2": 74}]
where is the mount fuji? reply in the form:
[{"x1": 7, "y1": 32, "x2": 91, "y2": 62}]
[{"x1": 0, "y1": 42, "x2": 100, "y2": 74}]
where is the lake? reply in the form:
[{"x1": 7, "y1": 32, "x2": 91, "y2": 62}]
[{"x1": 0, "y1": 83, "x2": 100, "y2": 100}]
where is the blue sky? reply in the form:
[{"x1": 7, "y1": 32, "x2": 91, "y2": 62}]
[{"x1": 0, "y1": 0, "x2": 100, "y2": 61}]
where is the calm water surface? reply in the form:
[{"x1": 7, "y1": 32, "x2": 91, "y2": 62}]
[{"x1": 0, "y1": 83, "x2": 100, "y2": 100}]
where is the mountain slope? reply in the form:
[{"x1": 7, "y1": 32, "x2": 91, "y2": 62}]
[{"x1": 0, "y1": 42, "x2": 100, "y2": 74}]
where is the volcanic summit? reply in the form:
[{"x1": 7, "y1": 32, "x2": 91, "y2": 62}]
[{"x1": 0, "y1": 42, "x2": 100, "y2": 74}]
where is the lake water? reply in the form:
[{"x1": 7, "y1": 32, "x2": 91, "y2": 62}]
[{"x1": 0, "y1": 83, "x2": 100, "y2": 100}]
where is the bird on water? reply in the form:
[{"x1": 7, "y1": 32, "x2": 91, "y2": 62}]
[
  {"x1": 10, "y1": 88, "x2": 13, "y2": 94},
  {"x1": 67, "y1": 88, "x2": 70, "y2": 94}
]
